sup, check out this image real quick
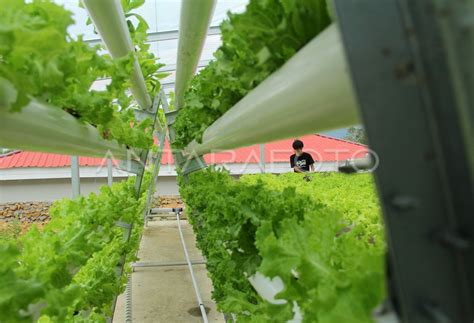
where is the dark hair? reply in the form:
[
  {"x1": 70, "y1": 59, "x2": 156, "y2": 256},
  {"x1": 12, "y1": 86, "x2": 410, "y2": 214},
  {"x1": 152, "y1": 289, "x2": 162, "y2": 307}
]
[{"x1": 292, "y1": 139, "x2": 304, "y2": 150}]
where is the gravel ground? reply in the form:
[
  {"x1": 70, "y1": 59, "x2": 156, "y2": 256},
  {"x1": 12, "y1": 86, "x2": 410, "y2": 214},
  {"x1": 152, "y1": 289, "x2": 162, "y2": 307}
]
[
  {"x1": 0, "y1": 196, "x2": 183, "y2": 237},
  {"x1": 0, "y1": 201, "x2": 51, "y2": 223},
  {"x1": 152, "y1": 195, "x2": 184, "y2": 209}
]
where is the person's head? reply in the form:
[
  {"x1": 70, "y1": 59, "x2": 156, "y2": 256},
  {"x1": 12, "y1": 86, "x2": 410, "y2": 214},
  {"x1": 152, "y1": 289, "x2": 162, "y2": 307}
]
[{"x1": 292, "y1": 139, "x2": 304, "y2": 155}]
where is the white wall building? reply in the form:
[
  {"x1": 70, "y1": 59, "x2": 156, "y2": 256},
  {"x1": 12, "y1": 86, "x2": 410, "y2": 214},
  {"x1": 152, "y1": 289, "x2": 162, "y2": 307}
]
[{"x1": 0, "y1": 135, "x2": 367, "y2": 203}]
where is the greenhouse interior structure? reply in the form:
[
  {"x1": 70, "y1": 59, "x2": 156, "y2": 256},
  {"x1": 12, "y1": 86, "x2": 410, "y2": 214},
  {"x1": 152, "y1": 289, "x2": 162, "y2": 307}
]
[{"x1": 0, "y1": 0, "x2": 473, "y2": 322}]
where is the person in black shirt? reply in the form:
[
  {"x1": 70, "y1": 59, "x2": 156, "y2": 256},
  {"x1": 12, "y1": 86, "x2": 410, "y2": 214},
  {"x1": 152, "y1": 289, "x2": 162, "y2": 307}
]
[{"x1": 290, "y1": 139, "x2": 315, "y2": 173}]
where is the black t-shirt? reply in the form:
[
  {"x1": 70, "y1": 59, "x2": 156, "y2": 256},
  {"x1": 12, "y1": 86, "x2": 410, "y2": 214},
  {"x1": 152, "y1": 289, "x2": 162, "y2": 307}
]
[{"x1": 290, "y1": 152, "x2": 315, "y2": 172}]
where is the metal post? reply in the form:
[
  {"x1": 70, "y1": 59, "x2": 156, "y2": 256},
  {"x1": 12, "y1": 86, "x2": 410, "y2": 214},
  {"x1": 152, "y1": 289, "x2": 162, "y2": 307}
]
[
  {"x1": 110, "y1": 93, "x2": 162, "y2": 321},
  {"x1": 144, "y1": 130, "x2": 167, "y2": 227},
  {"x1": 107, "y1": 158, "x2": 113, "y2": 187},
  {"x1": 133, "y1": 92, "x2": 162, "y2": 198},
  {"x1": 259, "y1": 144, "x2": 265, "y2": 173},
  {"x1": 334, "y1": 1, "x2": 474, "y2": 322},
  {"x1": 162, "y1": 89, "x2": 207, "y2": 175},
  {"x1": 70, "y1": 156, "x2": 80, "y2": 198},
  {"x1": 133, "y1": 151, "x2": 148, "y2": 198}
]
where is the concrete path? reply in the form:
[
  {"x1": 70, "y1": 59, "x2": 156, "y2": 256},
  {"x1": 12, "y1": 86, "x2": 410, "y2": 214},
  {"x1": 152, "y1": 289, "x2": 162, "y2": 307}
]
[{"x1": 114, "y1": 220, "x2": 224, "y2": 323}]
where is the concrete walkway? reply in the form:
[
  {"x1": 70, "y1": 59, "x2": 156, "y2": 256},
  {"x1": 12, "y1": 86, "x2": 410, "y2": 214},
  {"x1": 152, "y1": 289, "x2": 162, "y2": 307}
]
[{"x1": 114, "y1": 220, "x2": 224, "y2": 323}]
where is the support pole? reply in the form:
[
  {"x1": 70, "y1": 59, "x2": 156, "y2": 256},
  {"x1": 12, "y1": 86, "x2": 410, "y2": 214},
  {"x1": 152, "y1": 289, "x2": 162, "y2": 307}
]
[
  {"x1": 144, "y1": 130, "x2": 167, "y2": 227},
  {"x1": 259, "y1": 144, "x2": 265, "y2": 174},
  {"x1": 184, "y1": 24, "x2": 359, "y2": 156},
  {"x1": 107, "y1": 158, "x2": 113, "y2": 187},
  {"x1": 70, "y1": 156, "x2": 80, "y2": 198},
  {"x1": 110, "y1": 93, "x2": 162, "y2": 321},
  {"x1": 175, "y1": 0, "x2": 217, "y2": 110},
  {"x1": 162, "y1": 90, "x2": 207, "y2": 174},
  {"x1": 133, "y1": 92, "x2": 162, "y2": 197}
]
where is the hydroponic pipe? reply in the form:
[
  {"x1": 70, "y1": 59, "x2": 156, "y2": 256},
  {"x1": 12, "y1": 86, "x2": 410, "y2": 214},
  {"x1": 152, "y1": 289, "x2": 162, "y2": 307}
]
[
  {"x1": 0, "y1": 101, "x2": 130, "y2": 160},
  {"x1": 184, "y1": 24, "x2": 359, "y2": 156},
  {"x1": 174, "y1": 0, "x2": 217, "y2": 110},
  {"x1": 82, "y1": 0, "x2": 152, "y2": 110}
]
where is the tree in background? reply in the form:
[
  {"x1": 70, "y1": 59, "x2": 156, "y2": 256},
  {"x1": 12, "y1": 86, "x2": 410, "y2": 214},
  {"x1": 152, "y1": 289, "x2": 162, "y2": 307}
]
[{"x1": 344, "y1": 126, "x2": 368, "y2": 144}]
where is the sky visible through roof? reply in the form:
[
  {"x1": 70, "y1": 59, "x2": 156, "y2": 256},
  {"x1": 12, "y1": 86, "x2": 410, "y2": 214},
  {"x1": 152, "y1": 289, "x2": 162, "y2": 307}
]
[
  {"x1": 54, "y1": 1, "x2": 249, "y2": 97},
  {"x1": 55, "y1": 0, "x2": 247, "y2": 64}
]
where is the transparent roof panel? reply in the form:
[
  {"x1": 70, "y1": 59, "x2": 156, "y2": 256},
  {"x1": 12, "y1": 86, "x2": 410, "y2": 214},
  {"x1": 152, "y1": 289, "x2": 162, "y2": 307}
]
[
  {"x1": 211, "y1": 1, "x2": 247, "y2": 26},
  {"x1": 55, "y1": 0, "x2": 248, "y2": 39},
  {"x1": 155, "y1": 39, "x2": 178, "y2": 66},
  {"x1": 60, "y1": 0, "x2": 249, "y2": 94},
  {"x1": 153, "y1": 33, "x2": 221, "y2": 66}
]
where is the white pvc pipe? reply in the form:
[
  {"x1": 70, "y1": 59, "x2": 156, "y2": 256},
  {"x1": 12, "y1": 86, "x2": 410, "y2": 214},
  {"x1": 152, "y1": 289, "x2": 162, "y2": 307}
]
[
  {"x1": 174, "y1": 0, "x2": 217, "y2": 110},
  {"x1": 0, "y1": 101, "x2": 130, "y2": 160},
  {"x1": 184, "y1": 24, "x2": 359, "y2": 156},
  {"x1": 248, "y1": 273, "x2": 302, "y2": 322},
  {"x1": 82, "y1": 0, "x2": 152, "y2": 110}
]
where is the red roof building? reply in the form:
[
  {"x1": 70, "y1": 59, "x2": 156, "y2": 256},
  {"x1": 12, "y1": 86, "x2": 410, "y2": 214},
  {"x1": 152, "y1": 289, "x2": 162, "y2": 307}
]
[
  {"x1": 0, "y1": 134, "x2": 366, "y2": 169},
  {"x1": 0, "y1": 134, "x2": 367, "y2": 202}
]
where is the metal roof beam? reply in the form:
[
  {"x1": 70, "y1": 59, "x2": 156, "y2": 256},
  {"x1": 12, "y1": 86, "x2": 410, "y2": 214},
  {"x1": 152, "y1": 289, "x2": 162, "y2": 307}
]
[{"x1": 84, "y1": 26, "x2": 221, "y2": 46}]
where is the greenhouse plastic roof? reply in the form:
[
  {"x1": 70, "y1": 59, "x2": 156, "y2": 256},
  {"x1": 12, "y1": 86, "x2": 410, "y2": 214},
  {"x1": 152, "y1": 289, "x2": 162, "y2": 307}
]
[
  {"x1": 55, "y1": 0, "x2": 249, "y2": 95},
  {"x1": 0, "y1": 135, "x2": 367, "y2": 169}
]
